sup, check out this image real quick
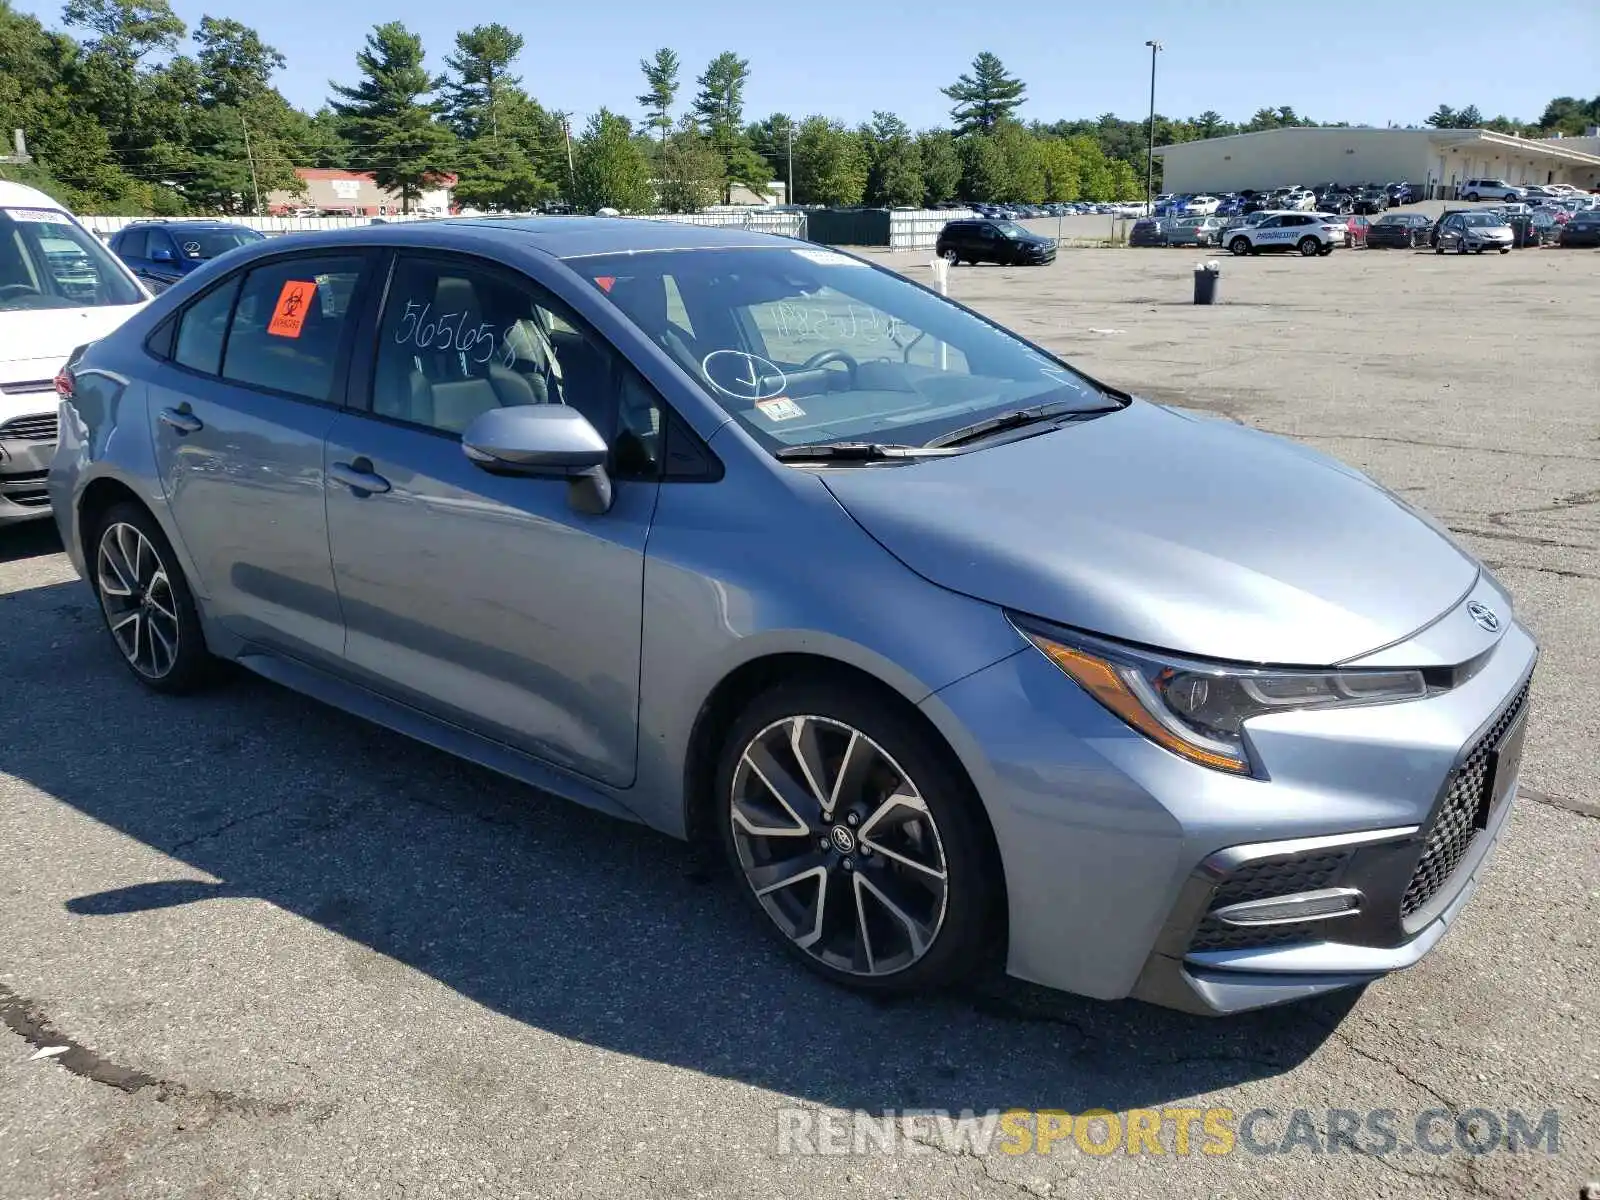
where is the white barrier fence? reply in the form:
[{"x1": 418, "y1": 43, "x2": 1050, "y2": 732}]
[
  {"x1": 78, "y1": 209, "x2": 807, "y2": 239},
  {"x1": 890, "y1": 209, "x2": 975, "y2": 251}
]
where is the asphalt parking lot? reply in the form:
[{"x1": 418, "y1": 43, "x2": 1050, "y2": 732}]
[{"x1": 3, "y1": 245, "x2": 1597, "y2": 1199}]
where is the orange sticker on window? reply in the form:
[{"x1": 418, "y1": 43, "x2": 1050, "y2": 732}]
[
  {"x1": 594, "y1": 275, "x2": 616, "y2": 292},
  {"x1": 266, "y1": 280, "x2": 317, "y2": 338}
]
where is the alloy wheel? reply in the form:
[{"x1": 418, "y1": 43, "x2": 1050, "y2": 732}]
[
  {"x1": 95, "y1": 521, "x2": 180, "y2": 680},
  {"x1": 729, "y1": 715, "x2": 949, "y2": 977}
]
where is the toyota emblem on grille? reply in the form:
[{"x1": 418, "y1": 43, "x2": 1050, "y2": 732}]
[{"x1": 1466, "y1": 601, "x2": 1500, "y2": 632}]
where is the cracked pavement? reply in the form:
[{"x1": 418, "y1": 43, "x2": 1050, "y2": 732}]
[{"x1": 2, "y1": 246, "x2": 1597, "y2": 1199}]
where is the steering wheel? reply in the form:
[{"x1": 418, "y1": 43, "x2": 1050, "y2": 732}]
[
  {"x1": 798, "y1": 349, "x2": 859, "y2": 382},
  {"x1": 0, "y1": 284, "x2": 37, "y2": 300}
]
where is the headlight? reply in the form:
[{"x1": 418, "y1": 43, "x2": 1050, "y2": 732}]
[{"x1": 1016, "y1": 622, "x2": 1429, "y2": 776}]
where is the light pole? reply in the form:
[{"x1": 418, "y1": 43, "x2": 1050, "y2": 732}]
[
  {"x1": 787, "y1": 122, "x2": 794, "y2": 206},
  {"x1": 1144, "y1": 40, "x2": 1162, "y2": 215}
]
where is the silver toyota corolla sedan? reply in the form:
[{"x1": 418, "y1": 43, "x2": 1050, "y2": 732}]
[{"x1": 48, "y1": 219, "x2": 1535, "y2": 1015}]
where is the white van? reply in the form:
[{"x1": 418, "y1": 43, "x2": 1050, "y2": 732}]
[
  {"x1": 1459, "y1": 178, "x2": 1522, "y2": 202},
  {"x1": 0, "y1": 182, "x2": 148, "y2": 525}
]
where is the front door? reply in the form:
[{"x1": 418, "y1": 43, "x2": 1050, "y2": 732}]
[
  {"x1": 148, "y1": 251, "x2": 374, "y2": 662},
  {"x1": 323, "y1": 251, "x2": 662, "y2": 786}
]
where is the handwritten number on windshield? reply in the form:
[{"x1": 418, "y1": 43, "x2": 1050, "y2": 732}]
[{"x1": 393, "y1": 300, "x2": 497, "y2": 365}]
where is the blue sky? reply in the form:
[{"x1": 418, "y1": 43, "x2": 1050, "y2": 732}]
[{"x1": 18, "y1": 0, "x2": 1600, "y2": 130}]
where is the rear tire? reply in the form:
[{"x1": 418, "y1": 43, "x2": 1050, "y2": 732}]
[
  {"x1": 716, "y1": 679, "x2": 1000, "y2": 996},
  {"x1": 942, "y1": 247, "x2": 959, "y2": 265},
  {"x1": 1229, "y1": 236, "x2": 1251, "y2": 256},
  {"x1": 1499, "y1": 247, "x2": 1511, "y2": 254},
  {"x1": 88, "y1": 502, "x2": 223, "y2": 694},
  {"x1": 1466, "y1": 192, "x2": 1481, "y2": 202}
]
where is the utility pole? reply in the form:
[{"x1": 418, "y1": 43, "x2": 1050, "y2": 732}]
[
  {"x1": 240, "y1": 115, "x2": 263, "y2": 216},
  {"x1": 786, "y1": 122, "x2": 794, "y2": 205},
  {"x1": 562, "y1": 116, "x2": 576, "y2": 198},
  {"x1": 0, "y1": 129, "x2": 32, "y2": 166},
  {"x1": 1144, "y1": 40, "x2": 1163, "y2": 215}
]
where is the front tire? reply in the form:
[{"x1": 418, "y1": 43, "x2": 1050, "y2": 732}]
[
  {"x1": 1466, "y1": 192, "x2": 1481, "y2": 202},
  {"x1": 941, "y1": 247, "x2": 959, "y2": 265},
  {"x1": 1499, "y1": 247, "x2": 1511, "y2": 254},
  {"x1": 89, "y1": 502, "x2": 221, "y2": 693},
  {"x1": 717, "y1": 680, "x2": 999, "y2": 995},
  {"x1": 1297, "y1": 236, "x2": 1320, "y2": 256}
]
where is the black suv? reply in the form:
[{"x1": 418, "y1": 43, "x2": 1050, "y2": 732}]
[
  {"x1": 936, "y1": 218, "x2": 1056, "y2": 266},
  {"x1": 108, "y1": 220, "x2": 266, "y2": 292}
]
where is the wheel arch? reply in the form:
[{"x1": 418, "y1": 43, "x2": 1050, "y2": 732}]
[
  {"x1": 76, "y1": 475, "x2": 148, "y2": 571},
  {"x1": 681, "y1": 652, "x2": 1009, "y2": 930}
]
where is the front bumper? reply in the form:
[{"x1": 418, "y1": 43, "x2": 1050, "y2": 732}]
[
  {"x1": 921, "y1": 583, "x2": 1538, "y2": 1014},
  {"x1": 0, "y1": 402, "x2": 60, "y2": 525}
]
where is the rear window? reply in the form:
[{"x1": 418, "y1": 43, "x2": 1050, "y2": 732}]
[
  {"x1": 176, "y1": 228, "x2": 266, "y2": 260},
  {"x1": 0, "y1": 207, "x2": 142, "y2": 310}
]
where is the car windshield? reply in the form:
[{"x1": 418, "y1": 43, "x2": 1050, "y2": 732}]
[
  {"x1": 0, "y1": 207, "x2": 143, "y2": 310},
  {"x1": 178, "y1": 228, "x2": 265, "y2": 259},
  {"x1": 992, "y1": 221, "x2": 1029, "y2": 238},
  {"x1": 1461, "y1": 214, "x2": 1505, "y2": 227},
  {"x1": 584, "y1": 246, "x2": 1119, "y2": 452}
]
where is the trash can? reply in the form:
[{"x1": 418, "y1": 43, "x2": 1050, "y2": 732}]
[{"x1": 1193, "y1": 260, "x2": 1221, "y2": 305}]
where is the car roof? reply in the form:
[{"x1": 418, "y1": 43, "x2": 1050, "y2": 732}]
[
  {"x1": 0, "y1": 180, "x2": 68, "y2": 210},
  {"x1": 216, "y1": 216, "x2": 799, "y2": 262}
]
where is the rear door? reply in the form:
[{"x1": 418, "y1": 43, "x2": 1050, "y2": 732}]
[{"x1": 145, "y1": 249, "x2": 377, "y2": 663}]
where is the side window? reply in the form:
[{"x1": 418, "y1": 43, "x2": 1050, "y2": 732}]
[
  {"x1": 173, "y1": 275, "x2": 242, "y2": 375},
  {"x1": 118, "y1": 229, "x2": 148, "y2": 259},
  {"x1": 149, "y1": 231, "x2": 177, "y2": 260},
  {"x1": 371, "y1": 255, "x2": 660, "y2": 475},
  {"x1": 221, "y1": 254, "x2": 365, "y2": 402},
  {"x1": 1258, "y1": 216, "x2": 1284, "y2": 228}
]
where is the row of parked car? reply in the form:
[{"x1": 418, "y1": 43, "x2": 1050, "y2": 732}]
[
  {"x1": 1159, "y1": 181, "x2": 1597, "y2": 220},
  {"x1": 1130, "y1": 204, "x2": 1600, "y2": 253},
  {"x1": 958, "y1": 202, "x2": 1128, "y2": 220}
]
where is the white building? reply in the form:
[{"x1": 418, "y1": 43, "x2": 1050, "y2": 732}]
[{"x1": 1154, "y1": 127, "x2": 1600, "y2": 197}]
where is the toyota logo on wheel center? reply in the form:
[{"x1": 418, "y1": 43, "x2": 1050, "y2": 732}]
[{"x1": 829, "y1": 824, "x2": 857, "y2": 854}]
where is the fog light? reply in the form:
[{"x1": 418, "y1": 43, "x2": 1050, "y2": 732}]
[{"x1": 1211, "y1": 887, "x2": 1361, "y2": 927}]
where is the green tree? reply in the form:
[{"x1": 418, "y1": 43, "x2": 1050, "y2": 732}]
[
  {"x1": 194, "y1": 15, "x2": 282, "y2": 109},
  {"x1": 329, "y1": 22, "x2": 456, "y2": 213},
  {"x1": 942, "y1": 51, "x2": 1026, "y2": 136},
  {"x1": 957, "y1": 133, "x2": 1008, "y2": 202},
  {"x1": 1192, "y1": 110, "x2": 1229, "y2": 139},
  {"x1": 61, "y1": 0, "x2": 185, "y2": 159},
  {"x1": 656, "y1": 118, "x2": 723, "y2": 212},
  {"x1": 694, "y1": 50, "x2": 767, "y2": 201},
  {"x1": 440, "y1": 24, "x2": 523, "y2": 142},
  {"x1": 747, "y1": 112, "x2": 795, "y2": 186},
  {"x1": 1107, "y1": 158, "x2": 1140, "y2": 200},
  {"x1": 916, "y1": 129, "x2": 960, "y2": 203},
  {"x1": 1036, "y1": 137, "x2": 1079, "y2": 202},
  {"x1": 637, "y1": 47, "x2": 679, "y2": 143},
  {"x1": 861, "y1": 111, "x2": 922, "y2": 206},
  {"x1": 793, "y1": 116, "x2": 866, "y2": 206},
  {"x1": 572, "y1": 108, "x2": 653, "y2": 211},
  {"x1": 1536, "y1": 95, "x2": 1600, "y2": 136}
]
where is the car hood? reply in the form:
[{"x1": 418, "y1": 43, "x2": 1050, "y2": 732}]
[
  {"x1": 0, "y1": 304, "x2": 146, "y2": 374},
  {"x1": 822, "y1": 401, "x2": 1478, "y2": 666}
]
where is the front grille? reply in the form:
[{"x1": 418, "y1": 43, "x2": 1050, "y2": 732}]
[
  {"x1": 1188, "y1": 850, "x2": 1352, "y2": 953},
  {"x1": 0, "y1": 412, "x2": 59, "y2": 441},
  {"x1": 0, "y1": 469, "x2": 50, "y2": 506},
  {"x1": 1400, "y1": 683, "x2": 1530, "y2": 918}
]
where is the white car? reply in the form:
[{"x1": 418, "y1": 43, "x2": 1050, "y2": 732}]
[
  {"x1": 1224, "y1": 210, "x2": 1345, "y2": 256},
  {"x1": 0, "y1": 182, "x2": 148, "y2": 525},
  {"x1": 1182, "y1": 194, "x2": 1221, "y2": 215}
]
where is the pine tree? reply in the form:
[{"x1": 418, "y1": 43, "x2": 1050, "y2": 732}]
[
  {"x1": 637, "y1": 48, "x2": 680, "y2": 143},
  {"x1": 329, "y1": 22, "x2": 456, "y2": 213},
  {"x1": 572, "y1": 108, "x2": 653, "y2": 212},
  {"x1": 942, "y1": 52, "x2": 1026, "y2": 136},
  {"x1": 694, "y1": 51, "x2": 768, "y2": 201},
  {"x1": 441, "y1": 24, "x2": 524, "y2": 142}
]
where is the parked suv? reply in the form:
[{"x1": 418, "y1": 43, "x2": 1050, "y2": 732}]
[
  {"x1": 936, "y1": 219, "x2": 1056, "y2": 266},
  {"x1": 1459, "y1": 179, "x2": 1521, "y2": 203},
  {"x1": 0, "y1": 182, "x2": 147, "y2": 525},
  {"x1": 109, "y1": 220, "x2": 266, "y2": 293}
]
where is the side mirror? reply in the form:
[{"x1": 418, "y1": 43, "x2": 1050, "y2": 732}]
[
  {"x1": 150, "y1": 248, "x2": 175, "y2": 263},
  {"x1": 461, "y1": 405, "x2": 613, "y2": 515}
]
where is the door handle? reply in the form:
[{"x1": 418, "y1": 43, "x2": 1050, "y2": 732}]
[
  {"x1": 159, "y1": 407, "x2": 203, "y2": 434},
  {"x1": 330, "y1": 458, "x2": 391, "y2": 496}
]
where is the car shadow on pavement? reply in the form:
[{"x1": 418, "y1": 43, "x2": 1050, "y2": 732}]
[
  {"x1": 4, "y1": 576, "x2": 1353, "y2": 1118},
  {"x1": 0, "y1": 521, "x2": 64, "y2": 564}
]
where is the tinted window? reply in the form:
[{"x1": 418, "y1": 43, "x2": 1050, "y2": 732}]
[
  {"x1": 0, "y1": 207, "x2": 143, "y2": 310},
  {"x1": 173, "y1": 276, "x2": 241, "y2": 375},
  {"x1": 148, "y1": 230, "x2": 178, "y2": 259},
  {"x1": 118, "y1": 229, "x2": 149, "y2": 258},
  {"x1": 221, "y1": 255, "x2": 365, "y2": 401},
  {"x1": 587, "y1": 246, "x2": 1116, "y2": 453},
  {"x1": 371, "y1": 255, "x2": 661, "y2": 474},
  {"x1": 177, "y1": 228, "x2": 266, "y2": 260}
]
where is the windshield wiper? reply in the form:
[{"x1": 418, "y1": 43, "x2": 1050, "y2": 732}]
[
  {"x1": 925, "y1": 400, "x2": 1107, "y2": 449},
  {"x1": 774, "y1": 441, "x2": 960, "y2": 462}
]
